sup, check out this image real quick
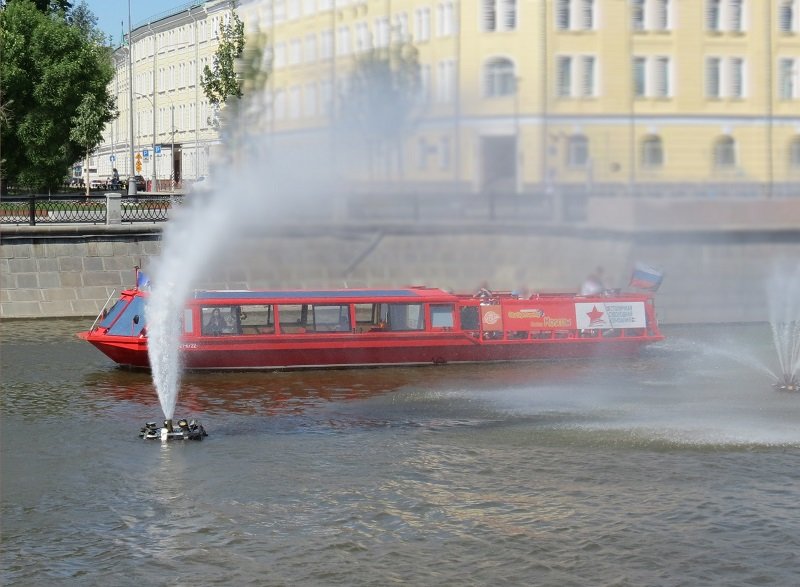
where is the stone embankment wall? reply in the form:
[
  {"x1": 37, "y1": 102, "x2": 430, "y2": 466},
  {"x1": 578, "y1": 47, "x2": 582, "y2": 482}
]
[{"x1": 2, "y1": 217, "x2": 799, "y2": 324}]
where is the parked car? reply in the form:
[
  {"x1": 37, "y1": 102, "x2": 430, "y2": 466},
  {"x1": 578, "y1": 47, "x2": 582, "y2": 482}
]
[
  {"x1": 89, "y1": 177, "x2": 110, "y2": 190},
  {"x1": 130, "y1": 175, "x2": 146, "y2": 191}
]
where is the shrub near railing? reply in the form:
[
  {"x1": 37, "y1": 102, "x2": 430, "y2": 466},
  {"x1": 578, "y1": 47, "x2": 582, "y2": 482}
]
[{"x1": 0, "y1": 194, "x2": 178, "y2": 225}]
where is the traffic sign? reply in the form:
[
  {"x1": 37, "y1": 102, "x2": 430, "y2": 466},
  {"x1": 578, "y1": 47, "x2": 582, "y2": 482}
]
[
  {"x1": 154, "y1": 145, "x2": 161, "y2": 154},
  {"x1": 143, "y1": 149, "x2": 149, "y2": 157},
  {"x1": 109, "y1": 155, "x2": 115, "y2": 162},
  {"x1": 136, "y1": 160, "x2": 142, "y2": 172}
]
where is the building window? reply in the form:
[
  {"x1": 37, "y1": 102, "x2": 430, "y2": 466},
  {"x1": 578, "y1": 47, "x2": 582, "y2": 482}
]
[
  {"x1": 305, "y1": 34, "x2": 317, "y2": 63},
  {"x1": 654, "y1": 0, "x2": 670, "y2": 30},
  {"x1": 729, "y1": 0, "x2": 743, "y2": 31},
  {"x1": 415, "y1": 8, "x2": 431, "y2": 42},
  {"x1": 779, "y1": 58, "x2": 798, "y2": 99},
  {"x1": 557, "y1": 56, "x2": 572, "y2": 97},
  {"x1": 419, "y1": 64, "x2": 431, "y2": 104},
  {"x1": 437, "y1": 59, "x2": 456, "y2": 103},
  {"x1": 706, "y1": 57, "x2": 721, "y2": 97},
  {"x1": 779, "y1": 1, "x2": 798, "y2": 33},
  {"x1": 707, "y1": 0, "x2": 721, "y2": 31},
  {"x1": 729, "y1": 57, "x2": 745, "y2": 97},
  {"x1": 633, "y1": 57, "x2": 646, "y2": 96},
  {"x1": 567, "y1": 135, "x2": 589, "y2": 167},
  {"x1": 484, "y1": 57, "x2": 516, "y2": 97},
  {"x1": 556, "y1": 0, "x2": 595, "y2": 31},
  {"x1": 632, "y1": 0, "x2": 645, "y2": 30},
  {"x1": 713, "y1": 136, "x2": 736, "y2": 168},
  {"x1": 654, "y1": 56, "x2": 671, "y2": 96},
  {"x1": 556, "y1": 0, "x2": 570, "y2": 29},
  {"x1": 556, "y1": 55, "x2": 598, "y2": 98},
  {"x1": 634, "y1": 56, "x2": 671, "y2": 97},
  {"x1": 790, "y1": 136, "x2": 800, "y2": 168},
  {"x1": 707, "y1": 56, "x2": 747, "y2": 98},
  {"x1": 707, "y1": 0, "x2": 746, "y2": 32},
  {"x1": 581, "y1": 56, "x2": 596, "y2": 97},
  {"x1": 396, "y1": 12, "x2": 411, "y2": 41},
  {"x1": 482, "y1": 0, "x2": 517, "y2": 32},
  {"x1": 641, "y1": 135, "x2": 664, "y2": 167}
]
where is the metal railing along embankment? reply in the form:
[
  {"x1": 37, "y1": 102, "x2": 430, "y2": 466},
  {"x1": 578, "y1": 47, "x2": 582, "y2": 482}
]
[{"x1": 0, "y1": 194, "x2": 180, "y2": 226}]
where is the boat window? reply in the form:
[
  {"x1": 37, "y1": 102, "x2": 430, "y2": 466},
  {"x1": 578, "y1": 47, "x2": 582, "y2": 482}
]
[
  {"x1": 430, "y1": 304, "x2": 455, "y2": 328},
  {"x1": 460, "y1": 306, "x2": 480, "y2": 330},
  {"x1": 237, "y1": 304, "x2": 275, "y2": 334},
  {"x1": 99, "y1": 298, "x2": 129, "y2": 329},
  {"x1": 183, "y1": 308, "x2": 194, "y2": 334},
  {"x1": 278, "y1": 304, "x2": 307, "y2": 333},
  {"x1": 386, "y1": 303, "x2": 425, "y2": 331},
  {"x1": 354, "y1": 303, "x2": 376, "y2": 331},
  {"x1": 201, "y1": 306, "x2": 242, "y2": 336},
  {"x1": 312, "y1": 304, "x2": 351, "y2": 332},
  {"x1": 106, "y1": 295, "x2": 147, "y2": 335}
]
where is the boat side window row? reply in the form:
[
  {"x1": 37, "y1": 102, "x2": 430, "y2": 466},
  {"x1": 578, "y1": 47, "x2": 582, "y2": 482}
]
[{"x1": 198, "y1": 302, "x2": 456, "y2": 336}]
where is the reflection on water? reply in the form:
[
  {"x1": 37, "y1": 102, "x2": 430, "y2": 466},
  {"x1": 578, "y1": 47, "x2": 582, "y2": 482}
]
[{"x1": 2, "y1": 319, "x2": 800, "y2": 585}]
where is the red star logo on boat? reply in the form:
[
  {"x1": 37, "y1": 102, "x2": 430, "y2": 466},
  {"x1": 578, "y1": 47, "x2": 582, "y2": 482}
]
[{"x1": 586, "y1": 305, "x2": 605, "y2": 327}]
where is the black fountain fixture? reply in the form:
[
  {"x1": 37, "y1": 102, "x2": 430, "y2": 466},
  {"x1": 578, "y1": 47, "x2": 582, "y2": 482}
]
[
  {"x1": 140, "y1": 418, "x2": 208, "y2": 441},
  {"x1": 772, "y1": 374, "x2": 799, "y2": 392}
]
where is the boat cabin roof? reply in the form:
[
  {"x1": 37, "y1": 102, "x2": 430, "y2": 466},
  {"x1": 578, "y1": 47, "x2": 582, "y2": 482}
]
[{"x1": 190, "y1": 287, "x2": 458, "y2": 304}]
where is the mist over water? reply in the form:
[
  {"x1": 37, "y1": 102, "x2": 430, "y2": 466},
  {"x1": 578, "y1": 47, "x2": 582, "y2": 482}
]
[{"x1": 145, "y1": 107, "x2": 339, "y2": 419}]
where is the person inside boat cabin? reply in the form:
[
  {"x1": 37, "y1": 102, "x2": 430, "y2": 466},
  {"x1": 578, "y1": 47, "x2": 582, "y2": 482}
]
[{"x1": 206, "y1": 308, "x2": 228, "y2": 335}]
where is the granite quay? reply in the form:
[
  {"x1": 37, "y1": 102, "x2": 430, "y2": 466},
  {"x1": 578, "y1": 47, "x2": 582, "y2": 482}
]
[{"x1": 1, "y1": 197, "x2": 798, "y2": 323}]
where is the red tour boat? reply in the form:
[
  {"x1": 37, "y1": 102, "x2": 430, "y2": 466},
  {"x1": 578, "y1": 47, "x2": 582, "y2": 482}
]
[{"x1": 78, "y1": 283, "x2": 664, "y2": 370}]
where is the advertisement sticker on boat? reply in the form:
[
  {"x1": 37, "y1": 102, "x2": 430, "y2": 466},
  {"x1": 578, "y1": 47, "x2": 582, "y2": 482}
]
[
  {"x1": 480, "y1": 305, "x2": 503, "y2": 331},
  {"x1": 574, "y1": 302, "x2": 646, "y2": 330}
]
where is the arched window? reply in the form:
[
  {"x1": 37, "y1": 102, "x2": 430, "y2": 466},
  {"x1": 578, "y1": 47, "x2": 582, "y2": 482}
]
[
  {"x1": 566, "y1": 135, "x2": 589, "y2": 167},
  {"x1": 713, "y1": 136, "x2": 736, "y2": 168},
  {"x1": 790, "y1": 136, "x2": 800, "y2": 168},
  {"x1": 484, "y1": 57, "x2": 516, "y2": 97},
  {"x1": 641, "y1": 135, "x2": 664, "y2": 167}
]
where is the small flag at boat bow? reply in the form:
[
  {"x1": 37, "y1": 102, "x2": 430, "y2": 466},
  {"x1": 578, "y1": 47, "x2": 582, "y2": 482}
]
[{"x1": 135, "y1": 266, "x2": 150, "y2": 290}]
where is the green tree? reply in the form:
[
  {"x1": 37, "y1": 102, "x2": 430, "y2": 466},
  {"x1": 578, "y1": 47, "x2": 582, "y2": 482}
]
[
  {"x1": 338, "y1": 40, "x2": 421, "y2": 178},
  {"x1": 0, "y1": 0, "x2": 115, "y2": 192},
  {"x1": 201, "y1": 8, "x2": 246, "y2": 111},
  {"x1": 2, "y1": 0, "x2": 73, "y2": 13},
  {"x1": 70, "y1": 93, "x2": 115, "y2": 196}
]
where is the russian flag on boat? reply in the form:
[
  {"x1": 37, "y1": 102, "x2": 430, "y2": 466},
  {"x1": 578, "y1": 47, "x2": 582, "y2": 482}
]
[
  {"x1": 629, "y1": 263, "x2": 663, "y2": 291},
  {"x1": 135, "y1": 267, "x2": 150, "y2": 290}
]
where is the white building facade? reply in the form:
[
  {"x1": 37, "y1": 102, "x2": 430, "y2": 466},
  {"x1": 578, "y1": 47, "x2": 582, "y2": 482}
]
[{"x1": 92, "y1": 0, "x2": 235, "y2": 189}]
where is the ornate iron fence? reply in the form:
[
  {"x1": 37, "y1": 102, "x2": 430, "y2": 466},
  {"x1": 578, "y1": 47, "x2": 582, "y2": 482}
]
[{"x1": 0, "y1": 194, "x2": 180, "y2": 226}]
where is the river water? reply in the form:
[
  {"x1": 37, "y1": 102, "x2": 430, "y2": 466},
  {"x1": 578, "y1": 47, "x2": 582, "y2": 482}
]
[{"x1": 2, "y1": 319, "x2": 799, "y2": 586}]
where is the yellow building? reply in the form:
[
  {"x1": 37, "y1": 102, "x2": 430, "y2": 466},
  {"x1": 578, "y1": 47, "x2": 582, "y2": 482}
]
[
  {"x1": 239, "y1": 0, "x2": 800, "y2": 205},
  {"x1": 97, "y1": 0, "x2": 800, "y2": 200}
]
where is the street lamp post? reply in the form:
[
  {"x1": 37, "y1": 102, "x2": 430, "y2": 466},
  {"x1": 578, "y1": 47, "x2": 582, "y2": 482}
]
[
  {"x1": 135, "y1": 93, "x2": 156, "y2": 192},
  {"x1": 127, "y1": 0, "x2": 136, "y2": 197}
]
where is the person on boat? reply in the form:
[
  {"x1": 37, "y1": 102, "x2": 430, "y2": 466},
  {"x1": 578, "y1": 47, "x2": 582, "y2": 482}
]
[
  {"x1": 475, "y1": 281, "x2": 492, "y2": 301},
  {"x1": 580, "y1": 267, "x2": 605, "y2": 295},
  {"x1": 206, "y1": 308, "x2": 228, "y2": 335}
]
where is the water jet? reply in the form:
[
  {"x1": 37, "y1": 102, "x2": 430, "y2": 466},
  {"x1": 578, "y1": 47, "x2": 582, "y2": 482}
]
[{"x1": 767, "y1": 263, "x2": 800, "y2": 393}]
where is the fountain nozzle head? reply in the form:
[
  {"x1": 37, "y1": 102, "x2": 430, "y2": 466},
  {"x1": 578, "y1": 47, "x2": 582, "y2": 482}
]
[{"x1": 773, "y1": 374, "x2": 799, "y2": 392}]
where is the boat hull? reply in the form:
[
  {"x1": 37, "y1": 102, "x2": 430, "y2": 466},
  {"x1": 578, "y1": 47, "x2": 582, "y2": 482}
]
[{"x1": 81, "y1": 331, "x2": 660, "y2": 370}]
